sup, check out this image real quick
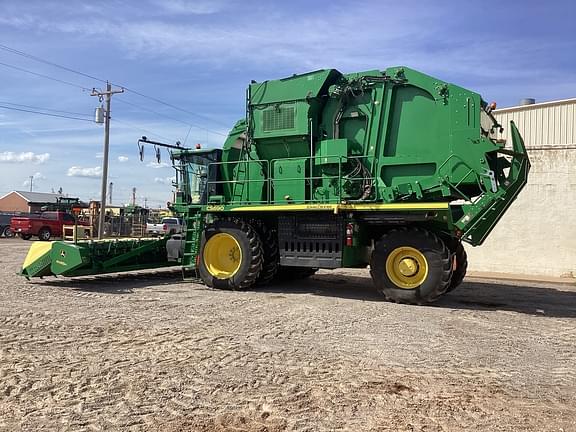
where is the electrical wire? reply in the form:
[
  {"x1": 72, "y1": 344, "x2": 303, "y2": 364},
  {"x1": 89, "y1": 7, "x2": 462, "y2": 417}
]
[
  {"x1": 0, "y1": 100, "x2": 92, "y2": 118},
  {"x1": 0, "y1": 43, "x2": 229, "y2": 129},
  {"x1": 119, "y1": 86, "x2": 230, "y2": 128},
  {"x1": 116, "y1": 98, "x2": 226, "y2": 136},
  {"x1": 112, "y1": 117, "x2": 178, "y2": 143},
  {"x1": 0, "y1": 60, "x2": 91, "y2": 91},
  {"x1": 0, "y1": 43, "x2": 104, "y2": 84},
  {"x1": 0, "y1": 104, "x2": 94, "y2": 122}
]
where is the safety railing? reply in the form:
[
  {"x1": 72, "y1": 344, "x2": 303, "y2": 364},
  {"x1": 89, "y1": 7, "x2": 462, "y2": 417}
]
[
  {"x1": 63, "y1": 225, "x2": 93, "y2": 243},
  {"x1": 206, "y1": 155, "x2": 378, "y2": 205},
  {"x1": 437, "y1": 154, "x2": 487, "y2": 202}
]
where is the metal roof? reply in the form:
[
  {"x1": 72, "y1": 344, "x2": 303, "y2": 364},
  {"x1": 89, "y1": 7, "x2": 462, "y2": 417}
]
[
  {"x1": 13, "y1": 191, "x2": 64, "y2": 203},
  {"x1": 494, "y1": 97, "x2": 576, "y2": 113},
  {"x1": 493, "y1": 98, "x2": 576, "y2": 149}
]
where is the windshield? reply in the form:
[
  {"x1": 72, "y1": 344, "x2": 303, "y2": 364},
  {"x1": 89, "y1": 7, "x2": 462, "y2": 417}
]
[
  {"x1": 187, "y1": 162, "x2": 208, "y2": 205},
  {"x1": 172, "y1": 149, "x2": 221, "y2": 206}
]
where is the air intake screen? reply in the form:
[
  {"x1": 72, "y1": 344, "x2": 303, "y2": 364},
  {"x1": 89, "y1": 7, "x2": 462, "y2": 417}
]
[{"x1": 263, "y1": 106, "x2": 295, "y2": 131}]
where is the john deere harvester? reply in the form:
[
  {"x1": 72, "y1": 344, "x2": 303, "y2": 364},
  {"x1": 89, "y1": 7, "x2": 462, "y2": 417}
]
[{"x1": 20, "y1": 66, "x2": 530, "y2": 304}]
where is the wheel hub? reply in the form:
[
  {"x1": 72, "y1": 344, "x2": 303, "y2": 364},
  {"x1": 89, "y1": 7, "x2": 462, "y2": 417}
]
[
  {"x1": 385, "y1": 246, "x2": 429, "y2": 289},
  {"x1": 398, "y1": 257, "x2": 419, "y2": 277},
  {"x1": 203, "y1": 233, "x2": 242, "y2": 279}
]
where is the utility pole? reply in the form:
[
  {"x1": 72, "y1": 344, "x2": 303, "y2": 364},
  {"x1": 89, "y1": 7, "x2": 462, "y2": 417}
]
[
  {"x1": 91, "y1": 82, "x2": 124, "y2": 239},
  {"x1": 29, "y1": 175, "x2": 33, "y2": 192},
  {"x1": 109, "y1": 182, "x2": 113, "y2": 205}
]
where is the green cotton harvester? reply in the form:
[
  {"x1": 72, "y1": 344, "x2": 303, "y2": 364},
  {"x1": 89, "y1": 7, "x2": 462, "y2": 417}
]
[{"x1": 20, "y1": 66, "x2": 530, "y2": 304}]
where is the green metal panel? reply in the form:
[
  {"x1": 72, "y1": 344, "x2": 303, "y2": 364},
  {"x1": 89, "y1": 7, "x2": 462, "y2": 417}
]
[
  {"x1": 316, "y1": 139, "x2": 348, "y2": 163},
  {"x1": 249, "y1": 69, "x2": 340, "y2": 105},
  {"x1": 273, "y1": 159, "x2": 306, "y2": 202}
]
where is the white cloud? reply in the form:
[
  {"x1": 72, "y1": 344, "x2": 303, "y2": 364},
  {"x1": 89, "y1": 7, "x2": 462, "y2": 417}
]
[
  {"x1": 67, "y1": 166, "x2": 102, "y2": 178},
  {"x1": 118, "y1": 155, "x2": 129, "y2": 162},
  {"x1": 0, "y1": 151, "x2": 50, "y2": 164},
  {"x1": 147, "y1": 161, "x2": 171, "y2": 169},
  {"x1": 154, "y1": 176, "x2": 176, "y2": 185}
]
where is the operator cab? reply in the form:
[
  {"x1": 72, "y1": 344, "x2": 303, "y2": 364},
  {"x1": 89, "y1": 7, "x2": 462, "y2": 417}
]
[{"x1": 172, "y1": 149, "x2": 222, "y2": 206}]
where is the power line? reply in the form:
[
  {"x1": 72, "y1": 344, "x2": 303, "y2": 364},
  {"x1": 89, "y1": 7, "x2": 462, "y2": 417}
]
[
  {"x1": 113, "y1": 117, "x2": 177, "y2": 143},
  {"x1": 0, "y1": 43, "x2": 229, "y2": 129},
  {"x1": 0, "y1": 60, "x2": 91, "y2": 91},
  {"x1": 116, "y1": 98, "x2": 226, "y2": 137},
  {"x1": 0, "y1": 104, "x2": 94, "y2": 122},
  {"x1": 120, "y1": 86, "x2": 230, "y2": 128},
  {"x1": 0, "y1": 43, "x2": 104, "y2": 84},
  {"x1": 0, "y1": 100, "x2": 92, "y2": 118}
]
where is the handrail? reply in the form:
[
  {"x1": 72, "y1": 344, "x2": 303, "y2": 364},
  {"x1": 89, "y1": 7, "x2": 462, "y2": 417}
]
[{"x1": 206, "y1": 155, "x2": 377, "y2": 205}]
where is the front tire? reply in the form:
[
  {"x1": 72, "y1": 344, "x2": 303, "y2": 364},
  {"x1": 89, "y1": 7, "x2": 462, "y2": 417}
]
[
  {"x1": 370, "y1": 227, "x2": 452, "y2": 304},
  {"x1": 2, "y1": 226, "x2": 14, "y2": 238},
  {"x1": 198, "y1": 218, "x2": 263, "y2": 290},
  {"x1": 20, "y1": 234, "x2": 32, "y2": 240}
]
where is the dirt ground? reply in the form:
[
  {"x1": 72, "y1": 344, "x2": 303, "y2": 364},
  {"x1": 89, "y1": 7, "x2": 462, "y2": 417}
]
[{"x1": 0, "y1": 239, "x2": 575, "y2": 431}]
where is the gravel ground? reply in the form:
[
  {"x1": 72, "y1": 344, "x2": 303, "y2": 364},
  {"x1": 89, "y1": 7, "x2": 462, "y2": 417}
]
[{"x1": 0, "y1": 239, "x2": 575, "y2": 431}]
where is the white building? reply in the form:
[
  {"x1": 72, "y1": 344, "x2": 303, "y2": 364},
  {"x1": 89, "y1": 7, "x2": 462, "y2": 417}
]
[{"x1": 467, "y1": 98, "x2": 576, "y2": 279}]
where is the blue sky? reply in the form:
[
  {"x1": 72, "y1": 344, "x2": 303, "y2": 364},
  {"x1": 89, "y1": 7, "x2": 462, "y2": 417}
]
[{"x1": 0, "y1": 0, "x2": 574, "y2": 207}]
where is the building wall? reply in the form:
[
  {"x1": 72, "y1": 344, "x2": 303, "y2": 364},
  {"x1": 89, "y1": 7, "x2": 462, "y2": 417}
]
[
  {"x1": 0, "y1": 192, "x2": 29, "y2": 213},
  {"x1": 466, "y1": 99, "x2": 576, "y2": 279}
]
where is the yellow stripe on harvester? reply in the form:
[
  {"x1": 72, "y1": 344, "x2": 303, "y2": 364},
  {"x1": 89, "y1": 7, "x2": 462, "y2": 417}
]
[
  {"x1": 228, "y1": 202, "x2": 449, "y2": 213},
  {"x1": 22, "y1": 241, "x2": 53, "y2": 269}
]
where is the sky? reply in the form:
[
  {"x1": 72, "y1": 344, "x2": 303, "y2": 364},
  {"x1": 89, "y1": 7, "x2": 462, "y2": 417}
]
[{"x1": 0, "y1": 0, "x2": 574, "y2": 207}]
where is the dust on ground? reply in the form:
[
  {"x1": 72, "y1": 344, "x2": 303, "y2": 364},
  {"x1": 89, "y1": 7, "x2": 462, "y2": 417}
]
[{"x1": 0, "y1": 239, "x2": 575, "y2": 431}]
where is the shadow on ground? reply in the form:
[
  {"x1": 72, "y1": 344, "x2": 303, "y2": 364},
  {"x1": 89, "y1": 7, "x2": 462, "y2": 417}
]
[
  {"x1": 33, "y1": 270, "x2": 576, "y2": 318},
  {"x1": 34, "y1": 268, "x2": 184, "y2": 294},
  {"x1": 256, "y1": 274, "x2": 576, "y2": 318}
]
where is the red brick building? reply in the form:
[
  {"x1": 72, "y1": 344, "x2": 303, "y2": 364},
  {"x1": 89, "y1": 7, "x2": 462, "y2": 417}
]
[{"x1": 0, "y1": 191, "x2": 64, "y2": 213}]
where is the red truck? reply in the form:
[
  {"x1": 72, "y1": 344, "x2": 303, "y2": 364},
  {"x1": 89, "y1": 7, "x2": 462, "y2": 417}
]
[{"x1": 10, "y1": 211, "x2": 87, "y2": 241}]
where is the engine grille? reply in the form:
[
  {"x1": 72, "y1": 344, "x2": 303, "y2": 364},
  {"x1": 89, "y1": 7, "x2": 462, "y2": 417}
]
[
  {"x1": 278, "y1": 215, "x2": 342, "y2": 268},
  {"x1": 263, "y1": 106, "x2": 295, "y2": 131}
]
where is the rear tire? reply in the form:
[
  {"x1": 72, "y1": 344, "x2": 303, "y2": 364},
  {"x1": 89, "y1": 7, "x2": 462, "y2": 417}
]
[
  {"x1": 38, "y1": 228, "x2": 51, "y2": 241},
  {"x1": 198, "y1": 218, "x2": 263, "y2": 290},
  {"x1": 446, "y1": 241, "x2": 468, "y2": 293},
  {"x1": 370, "y1": 227, "x2": 452, "y2": 304},
  {"x1": 2, "y1": 226, "x2": 14, "y2": 238}
]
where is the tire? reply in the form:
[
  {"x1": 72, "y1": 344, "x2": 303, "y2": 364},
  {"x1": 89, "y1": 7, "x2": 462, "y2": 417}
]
[
  {"x1": 370, "y1": 227, "x2": 452, "y2": 304},
  {"x1": 276, "y1": 266, "x2": 318, "y2": 280},
  {"x1": 20, "y1": 234, "x2": 32, "y2": 240},
  {"x1": 3, "y1": 226, "x2": 14, "y2": 238},
  {"x1": 198, "y1": 218, "x2": 263, "y2": 290},
  {"x1": 252, "y1": 221, "x2": 279, "y2": 286},
  {"x1": 38, "y1": 228, "x2": 52, "y2": 241},
  {"x1": 446, "y1": 241, "x2": 468, "y2": 293}
]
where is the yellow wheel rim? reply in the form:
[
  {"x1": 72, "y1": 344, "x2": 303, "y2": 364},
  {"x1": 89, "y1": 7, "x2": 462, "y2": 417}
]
[
  {"x1": 385, "y1": 246, "x2": 428, "y2": 289},
  {"x1": 203, "y1": 233, "x2": 242, "y2": 278}
]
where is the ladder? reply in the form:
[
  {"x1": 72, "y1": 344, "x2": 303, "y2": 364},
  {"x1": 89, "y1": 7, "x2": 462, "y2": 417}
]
[
  {"x1": 231, "y1": 151, "x2": 249, "y2": 203},
  {"x1": 181, "y1": 211, "x2": 204, "y2": 281}
]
